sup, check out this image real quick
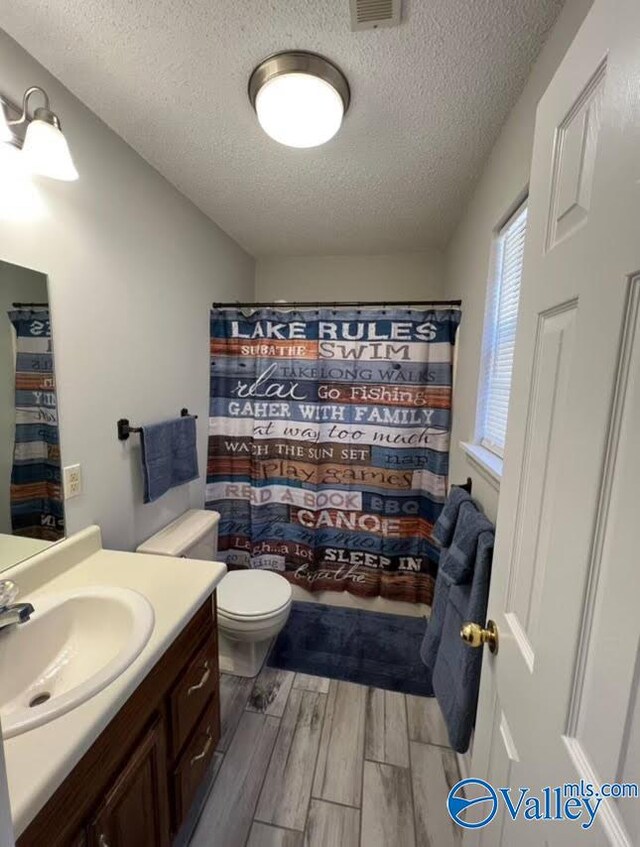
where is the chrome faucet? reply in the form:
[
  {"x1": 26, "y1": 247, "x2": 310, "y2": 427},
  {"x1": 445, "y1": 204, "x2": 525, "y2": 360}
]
[{"x1": 0, "y1": 580, "x2": 34, "y2": 632}]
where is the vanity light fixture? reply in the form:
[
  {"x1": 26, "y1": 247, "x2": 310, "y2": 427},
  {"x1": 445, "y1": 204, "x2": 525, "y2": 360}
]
[
  {"x1": 248, "y1": 51, "x2": 350, "y2": 148},
  {"x1": 1, "y1": 86, "x2": 78, "y2": 181},
  {"x1": 0, "y1": 98, "x2": 11, "y2": 143},
  {"x1": 0, "y1": 143, "x2": 45, "y2": 221}
]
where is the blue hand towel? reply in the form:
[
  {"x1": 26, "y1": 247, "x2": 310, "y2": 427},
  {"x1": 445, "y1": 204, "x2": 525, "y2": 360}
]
[
  {"x1": 421, "y1": 488, "x2": 494, "y2": 753},
  {"x1": 432, "y1": 485, "x2": 472, "y2": 547},
  {"x1": 438, "y1": 501, "x2": 493, "y2": 585},
  {"x1": 140, "y1": 415, "x2": 199, "y2": 503}
]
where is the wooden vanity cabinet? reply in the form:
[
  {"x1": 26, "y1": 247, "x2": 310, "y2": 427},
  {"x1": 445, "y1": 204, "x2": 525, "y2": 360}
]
[
  {"x1": 17, "y1": 593, "x2": 220, "y2": 847},
  {"x1": 87, "y1": 720, "x2": 170, "y2": 847}
]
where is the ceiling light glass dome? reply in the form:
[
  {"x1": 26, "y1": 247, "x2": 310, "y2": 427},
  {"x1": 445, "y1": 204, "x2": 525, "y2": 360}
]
[{"x1": 249, "y1": 52, "x2": 350, "y2": 149}]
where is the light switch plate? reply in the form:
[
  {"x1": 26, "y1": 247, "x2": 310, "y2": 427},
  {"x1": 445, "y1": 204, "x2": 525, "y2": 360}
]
[{"x1": 63, "y1": 464, "x2": 82, "y2": 499}]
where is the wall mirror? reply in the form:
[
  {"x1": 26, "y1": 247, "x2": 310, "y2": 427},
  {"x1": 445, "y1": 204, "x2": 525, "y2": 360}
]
[{"x1": 0, "y1": 259, "x2": 64, "y2": 573}]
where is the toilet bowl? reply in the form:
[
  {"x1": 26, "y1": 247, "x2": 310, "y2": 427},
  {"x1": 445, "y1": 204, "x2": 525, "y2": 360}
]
[
  {"x1": 216, "y1": 569, "x2": 292, "y2": 677},
  {"x1": 136, "y1": 509, "x2": 292, "y2": 678}
]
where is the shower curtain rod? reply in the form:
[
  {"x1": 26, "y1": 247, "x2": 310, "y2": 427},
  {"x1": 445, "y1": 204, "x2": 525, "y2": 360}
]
[
  {"x1": 212, "y1": 299, "x2": 462, "y2": 308},
  {"x1": 12, "y1": 302, "x2": 48, "y2": 308}
]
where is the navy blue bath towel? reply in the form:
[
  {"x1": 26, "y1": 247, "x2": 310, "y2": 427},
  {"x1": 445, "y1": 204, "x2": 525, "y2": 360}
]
[{"x1": 421, "y1": 487, "x2": 495, "y2": 753}]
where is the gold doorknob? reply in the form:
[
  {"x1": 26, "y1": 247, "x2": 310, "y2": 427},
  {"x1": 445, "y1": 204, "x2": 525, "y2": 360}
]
[{"x1": 460, "y1": 620, "x2": 499, "y2": 654}]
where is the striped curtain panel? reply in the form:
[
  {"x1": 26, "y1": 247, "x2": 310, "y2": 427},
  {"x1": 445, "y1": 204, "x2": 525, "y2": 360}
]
[
  {"x1": 8, "y1": 309, "x2": 64, "y2": 541},
  {"x1": 207, "y1": 307, "x2": 461, "y2": 606}
]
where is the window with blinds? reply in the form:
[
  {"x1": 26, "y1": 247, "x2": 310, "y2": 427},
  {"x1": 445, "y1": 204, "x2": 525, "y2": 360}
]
[{"x1": 477, "y1": 199, "x2": 528, "y2": 458}]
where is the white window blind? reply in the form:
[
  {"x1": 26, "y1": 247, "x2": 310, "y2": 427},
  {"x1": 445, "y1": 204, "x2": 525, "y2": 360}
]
[{"x1": 477, "y1": 200, "x2": 528, "y2": 458}]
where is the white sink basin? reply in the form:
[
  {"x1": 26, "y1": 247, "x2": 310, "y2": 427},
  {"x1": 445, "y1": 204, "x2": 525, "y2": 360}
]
[{"x1": 0, "y1": 586, "x2": 154, "y2": 738}]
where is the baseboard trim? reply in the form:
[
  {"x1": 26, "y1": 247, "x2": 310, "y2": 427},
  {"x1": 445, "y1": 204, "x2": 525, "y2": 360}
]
[{"x1": 457, "y1": 750, "x2": 471, "y2": 781}]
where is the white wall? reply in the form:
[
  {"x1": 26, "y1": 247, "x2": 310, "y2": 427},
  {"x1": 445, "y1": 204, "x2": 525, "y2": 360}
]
[
  {"x1": 0, "y1": 30, "x2": 255, "y2": 553},
  {"x1": 0, "y1": 262, "x2": 49, "y2": 534},
  {"x1": 444, "y1": 0, "x2": 593, "y2": 522},
  {"x1": 255, "y1": 252, "x2": 445, "y2": 302}
]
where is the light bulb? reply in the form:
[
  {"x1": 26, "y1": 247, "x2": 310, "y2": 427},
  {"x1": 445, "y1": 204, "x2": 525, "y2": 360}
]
[
  {"x1": 0, "y1": 144, "x2": 45, "y2": 221},
  {"x1": 22, "y1": 118, "x2": 78, "y2": 181},
  {"x1": 0, "y1": 100, "x2": 11, "y2": 143},
  {"x1": 255, "y1": 73, "x2": 344, "y2": 148}
]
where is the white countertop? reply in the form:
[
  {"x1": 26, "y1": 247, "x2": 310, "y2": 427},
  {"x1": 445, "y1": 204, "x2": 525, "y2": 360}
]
[
  {"x1": 0, "y1": 534, "x2": 52, "y2": 574},
  {"x1": 1, "y1": 526, "x2": 227, "y2": 838}
]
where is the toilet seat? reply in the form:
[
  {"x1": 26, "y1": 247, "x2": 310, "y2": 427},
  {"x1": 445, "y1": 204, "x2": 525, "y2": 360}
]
[
  {"x1": 218, "y1": 603, "x2": 290, "y2": 623},
  {"x1": 217, "y1": 570, "x2": 292, "y2": 621}
]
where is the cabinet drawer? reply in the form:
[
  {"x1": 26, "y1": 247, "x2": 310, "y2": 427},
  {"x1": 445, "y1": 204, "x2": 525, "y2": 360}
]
[
  {"x1": 169, "y1": 634, "x2": 218, "y2": 758},
  {"x1": 173, "y1": 696, "x2": 220, "y2": 828}
]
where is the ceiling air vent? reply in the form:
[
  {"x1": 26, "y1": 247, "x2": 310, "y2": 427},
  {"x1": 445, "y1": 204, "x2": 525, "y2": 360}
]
[{"x1": 350, "y1": 0, "x2": 401, "y2": 31}]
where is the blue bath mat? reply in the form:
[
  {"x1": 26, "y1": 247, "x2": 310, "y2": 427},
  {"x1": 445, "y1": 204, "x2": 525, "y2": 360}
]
[{"x1": 268, "y1": 601, "x2": 434, "y2": 697}]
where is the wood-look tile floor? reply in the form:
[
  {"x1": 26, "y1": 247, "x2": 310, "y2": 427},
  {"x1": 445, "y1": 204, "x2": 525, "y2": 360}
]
[{"x1": 189, "y1": 668, "x2": 462, "y2": 847}]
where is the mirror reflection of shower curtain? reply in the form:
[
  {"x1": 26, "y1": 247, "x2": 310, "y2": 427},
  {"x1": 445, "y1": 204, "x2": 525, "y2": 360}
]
[
  {"x1": 207, "y1": 306, "x2": 461, "y2": 606},
  {"x1": 8, "y1": 309, "x2": 64, "y2": 541}
]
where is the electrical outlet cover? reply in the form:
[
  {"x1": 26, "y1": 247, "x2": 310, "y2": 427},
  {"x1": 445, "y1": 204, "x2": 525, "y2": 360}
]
[{"x1": 63, "y1": 464, "x2": 82, "y2": 499}]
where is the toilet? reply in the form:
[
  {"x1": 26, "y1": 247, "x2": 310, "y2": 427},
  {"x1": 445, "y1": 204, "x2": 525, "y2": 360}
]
[{"x1": 136, "y1": 509, "x2": 292, "y2": 677}]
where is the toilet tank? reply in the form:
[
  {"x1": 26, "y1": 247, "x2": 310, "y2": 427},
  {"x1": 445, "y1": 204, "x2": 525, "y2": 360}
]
[{"x1": 136, "y1": 509, "x2": 220, "y2": 560}]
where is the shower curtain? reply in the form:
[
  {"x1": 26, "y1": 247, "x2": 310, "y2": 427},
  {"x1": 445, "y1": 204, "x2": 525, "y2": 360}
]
[
  {"x1": 8, "y1": 309, "x2": 64, "y2": 541},
  {"x1": 206, "y1": 306, "x2": 461, "y2": 605}
]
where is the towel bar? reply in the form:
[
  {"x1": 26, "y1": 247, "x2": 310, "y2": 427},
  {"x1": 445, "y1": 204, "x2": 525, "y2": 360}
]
[
  {"x1": 456, "y1": 477, "x2": 472, "y2": 494},
  {"x1": 117, "y1": 408, "x2": 198, "y2": 441}
]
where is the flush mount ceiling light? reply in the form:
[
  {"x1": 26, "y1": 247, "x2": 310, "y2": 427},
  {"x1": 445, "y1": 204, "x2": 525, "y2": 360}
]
[
  {"x1": 248, "y1": 51, "x2": 350, "y2": 149},
  {"x1": 1, "y1": 86, "x2": 78, "y2": 181}
]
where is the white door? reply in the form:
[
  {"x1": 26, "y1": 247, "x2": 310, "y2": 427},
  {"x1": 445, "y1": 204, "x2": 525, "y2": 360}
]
[{"x1": 466, "y1": 1, "x2": 640, "y2": 844}]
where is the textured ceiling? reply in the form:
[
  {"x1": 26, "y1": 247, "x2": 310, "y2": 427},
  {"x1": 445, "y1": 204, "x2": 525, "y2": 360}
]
[{"x1": 1, "y1": 0, "x2": 563, "y2": 256}]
